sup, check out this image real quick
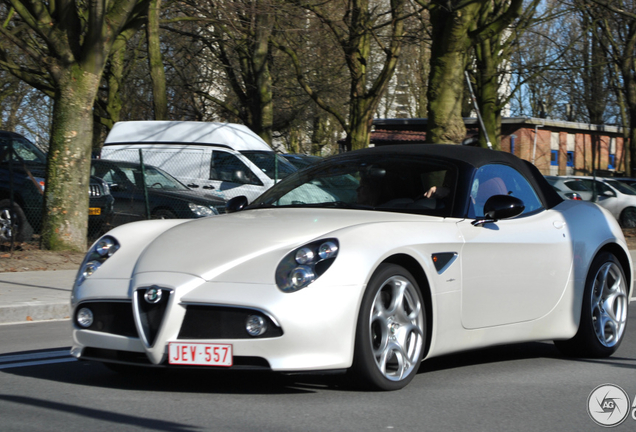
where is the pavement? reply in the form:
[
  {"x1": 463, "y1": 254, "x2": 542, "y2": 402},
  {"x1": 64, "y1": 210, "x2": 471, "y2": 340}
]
[
  {"x1": 0, "y1": 270, "x2": 76, "y2": 325},
  {"x1": 1, "y1": 253, "x2": 636, "y2": 325}
]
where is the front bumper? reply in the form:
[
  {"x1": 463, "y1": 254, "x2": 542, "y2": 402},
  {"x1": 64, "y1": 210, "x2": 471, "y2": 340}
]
[{"x1": 71, "y1": 272, "x2": 362, "y2": 372}]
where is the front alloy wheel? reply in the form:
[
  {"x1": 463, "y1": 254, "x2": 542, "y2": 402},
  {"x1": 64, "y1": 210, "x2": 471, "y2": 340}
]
[{"x1": 351, "y1": 264, "x2": 425, "y2": 390}]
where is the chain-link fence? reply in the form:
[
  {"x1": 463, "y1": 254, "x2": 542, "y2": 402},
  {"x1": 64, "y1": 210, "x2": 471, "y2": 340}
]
[
  {"x1": 99, "y1": 145, "x2": 297, "y2": 204},
  {"x1": 0, "y1": 131, "x2": 114, "y2": 249},
  {"x1": 2, "y1": 134, "x2": 300, "y2": 250}
]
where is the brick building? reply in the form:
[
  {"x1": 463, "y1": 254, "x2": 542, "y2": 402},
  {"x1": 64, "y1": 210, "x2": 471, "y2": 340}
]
[{"x1": 371, "y1": 117, "x2": 626, "y2": 176}]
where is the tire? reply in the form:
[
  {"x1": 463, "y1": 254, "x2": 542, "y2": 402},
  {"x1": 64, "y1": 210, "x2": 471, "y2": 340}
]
[
  {"x1": 554, "y1": 252, "x2": 629, "y2": 358},
  {"x1": 619, "y1": 207, "x2": 636, "y2": 228},
  {"x1": 0, "y1": 199, "x2": 34, "y2": 243},
  {"x1": 350, "y1": 264, "x2": 426, "y2": 391},
  {"x1": 151, "y1": 209, "x2": 176, "y2": 219}
]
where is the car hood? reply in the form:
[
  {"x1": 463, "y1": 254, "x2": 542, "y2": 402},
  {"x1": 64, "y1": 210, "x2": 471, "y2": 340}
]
[
  {"x1": 133, "y1": 208, "x2": 433, "y2": 281},
  {"x1": 149, "y1": 188, "x2": 225, "y2": 205}
]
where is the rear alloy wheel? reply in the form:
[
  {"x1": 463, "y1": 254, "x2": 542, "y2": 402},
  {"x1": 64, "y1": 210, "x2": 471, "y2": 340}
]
[
  {"x1": 555, "y1": 252, "x2": 629, "y2": 357},
  {"x1": 619, "y1": 207, "x2": 636, "y2": 228},
  {"x1": 151, "y1": 209, "x2": 176, "y2": 219},
  {"x1": 351, "y1": 264, "x2": 425, "y2": 391},
  {"x1": 0, "y1": 199, "x2": 33, "y2": 243}
]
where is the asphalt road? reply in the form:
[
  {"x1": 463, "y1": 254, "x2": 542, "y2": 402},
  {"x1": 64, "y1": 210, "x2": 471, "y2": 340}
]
[{"x1": 1, "y1": 309, "x2": 635, "y2": 432}]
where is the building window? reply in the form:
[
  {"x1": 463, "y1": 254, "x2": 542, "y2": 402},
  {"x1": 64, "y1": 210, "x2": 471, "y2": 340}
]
[{"x1": 552, "y1": 150, "x2": 574, "y2": 167}]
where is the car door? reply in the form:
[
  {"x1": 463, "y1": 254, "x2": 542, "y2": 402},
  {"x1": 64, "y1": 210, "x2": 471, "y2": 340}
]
[
  {"x1": 93, "y1": 163, "x2": 144, "y2": 225},
  {"x1": 208, "y1": 150, "x2": 266, "y2": 202},
  {"x1": 457, "y1": 164, "x2": 573, "y2": 329},
  {"x1": 583, "y1": 179, "x2": 620, "y2": 219}
]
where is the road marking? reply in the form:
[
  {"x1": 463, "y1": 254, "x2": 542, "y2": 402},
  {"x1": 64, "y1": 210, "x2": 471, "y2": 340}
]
[{"x1": 0, "y1": 348, "x2": 75, "y2": 370}]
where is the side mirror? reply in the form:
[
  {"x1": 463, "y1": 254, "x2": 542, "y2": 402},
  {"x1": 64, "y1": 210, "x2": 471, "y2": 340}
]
[
  {"x1": 226, "y1": 195, "x2": 248, "y2": 213},
  {"x1": 472, "y1": 195, "x2": 525, "y2": 226}
]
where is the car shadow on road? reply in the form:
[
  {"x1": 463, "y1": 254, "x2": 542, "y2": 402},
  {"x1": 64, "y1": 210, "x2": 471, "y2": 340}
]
[
  {"x1": 417, "y1": 341, "x2": 636, "y2": 374},
  {"x1": 1, "y1": 358, "x2": 353, "y2": 394}
]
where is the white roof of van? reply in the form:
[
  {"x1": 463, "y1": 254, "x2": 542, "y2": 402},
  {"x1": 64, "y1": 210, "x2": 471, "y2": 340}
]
[{"x1": 104, "y1": 121, "x2": 271, "y2": 151}]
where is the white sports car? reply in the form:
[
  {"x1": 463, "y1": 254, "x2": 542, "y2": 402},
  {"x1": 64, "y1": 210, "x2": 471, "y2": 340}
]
[{"x1": 71, "y1": 144, "x2": 632, "y2": 390}]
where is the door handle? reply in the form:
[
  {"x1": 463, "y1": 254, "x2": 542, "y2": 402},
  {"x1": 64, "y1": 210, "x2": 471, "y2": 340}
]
[
  {"x1": 202, "y1": 185, "x2": 215, "y2": 190},
  {"x1": 187, "y1": 183, "x2": 199, "y2": 188}
]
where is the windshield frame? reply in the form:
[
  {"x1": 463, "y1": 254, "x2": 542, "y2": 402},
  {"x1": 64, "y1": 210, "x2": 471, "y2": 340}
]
[{"x1": 249, "y1": 153, "x2": 458, "y2": 217}]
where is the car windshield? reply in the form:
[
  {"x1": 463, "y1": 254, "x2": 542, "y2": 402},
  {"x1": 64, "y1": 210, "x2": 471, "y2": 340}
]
[
  {"x1": 94, "y1": 163, "x2": 190, "y2": 191},
  {"x1": 564, "y1": 180, "x2": 593, "y2": 192},
  {"x1": 605, "y1": 180, "x2": 636, "y2": 195},
  {"x1": 241, "y1": 151, "x2": 297, "y2": 180},
  {"x1": 0, "y1": 136, "x2": 47, "y2": 164},
  {"x1": 250, "y1": 154, "x2": 457, "y2": 216}
]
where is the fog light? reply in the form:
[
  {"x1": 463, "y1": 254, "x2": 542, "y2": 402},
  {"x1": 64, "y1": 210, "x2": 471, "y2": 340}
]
[
  {"x1": 77, "y1": 307, "x2": 94, "y2": 328},
  {"x1": 246, "y1": 315, "x2": 267, "y2": 337}
]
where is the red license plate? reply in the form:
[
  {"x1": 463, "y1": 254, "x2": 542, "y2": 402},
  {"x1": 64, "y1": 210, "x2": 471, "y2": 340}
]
[{"x1": 168, "y1": 342, "x2": 233, "y2": 367}]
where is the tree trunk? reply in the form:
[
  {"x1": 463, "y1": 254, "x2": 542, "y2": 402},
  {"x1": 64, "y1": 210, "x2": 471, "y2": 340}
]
[
  {"x1": 41, "y1": 69, "x2": 100, "y2": 251},
  {"x1": 147, "y1": 0, "x2": 168, "y2": 120},
  {"x1": 426, "y1": 5, "x2": 479, "y2": 143},
  {"x1": 251, "y1": 10, "x2": 274, "y2": 145}
]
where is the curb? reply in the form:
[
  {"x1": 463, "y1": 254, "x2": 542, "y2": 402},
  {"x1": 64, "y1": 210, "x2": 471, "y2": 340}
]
[
  {"x1": 0, "y1": 302, "x2": 70, "y2": 325},
  {"x1": 0, "y1": 270, "x2": 75, "y2": 325}
]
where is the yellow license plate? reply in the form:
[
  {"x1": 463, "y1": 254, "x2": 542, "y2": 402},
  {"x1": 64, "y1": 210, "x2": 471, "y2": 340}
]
[{"x1": 89, "y1": 208, "x2": 101, "y2": 216}]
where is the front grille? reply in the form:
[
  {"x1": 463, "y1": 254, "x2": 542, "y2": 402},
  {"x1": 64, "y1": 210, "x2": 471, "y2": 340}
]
[
  {"x1": 135, "y1": 287, "x2": 172, "y2": 347},
  {"x1": 88, "y1": 184, "x2": 103, "y2": 197},
  {"x1": 178, "y1": 305, "x2": 283, "y2": 339},
  {"x1": 74, "y1": 301, "x2": 137, "y2": 337}
]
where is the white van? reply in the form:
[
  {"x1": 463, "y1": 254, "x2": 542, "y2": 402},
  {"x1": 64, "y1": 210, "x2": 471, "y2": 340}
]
[{"x1": 101, "y1": 121, "x2": 296, "y2": 203}]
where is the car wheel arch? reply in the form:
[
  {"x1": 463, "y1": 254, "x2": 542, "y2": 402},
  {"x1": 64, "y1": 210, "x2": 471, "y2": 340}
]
[
  {"x1": 151, "y1": 207, "x2": 177, "y2": 219},
  {"x1": 595, "y1": 243, "x2": 632, "y2": 297},
  {"x1": 377, "y1": 253, "x2": 434, "y2": 359}
]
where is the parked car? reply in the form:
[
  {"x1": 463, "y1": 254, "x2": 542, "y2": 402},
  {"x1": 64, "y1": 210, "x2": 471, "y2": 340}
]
[
  {"x1": 0, "y1": 131, "x2": 113, "y2": 242},
  {"x1": 282, "y1": 153, "x2": 322, "y2": 170},
  {"x1": 91, "y1": 159, "x2": 226, "y2": 226},
  {"x1": 612, "y1": 177, "x2": 636, "y2": 189},
  {"x1": 545, "y1": 179, "x2": 582, "y2": 201},
  {"x1": 71, "y1": 144, "x2": 632, "y2": 391},
  {"x1": 100, "y1": 121, "x2": 297, "y2": 203},
  {"x1": 545, "y1": 175, "x2": 636, "y2": 227}
]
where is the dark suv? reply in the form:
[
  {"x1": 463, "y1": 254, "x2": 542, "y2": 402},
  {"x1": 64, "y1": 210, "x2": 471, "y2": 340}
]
[{"x1": 0, "y1": 131, "x2": 114, "y2": 242}]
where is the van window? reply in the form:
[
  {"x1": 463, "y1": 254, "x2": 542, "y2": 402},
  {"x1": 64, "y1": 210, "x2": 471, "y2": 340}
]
[
  {"x1": 211, "y1": 151, "x2": 263, "y2": 185},
  {"x1": 241, "y1": 151, "x2": 296, "y2": 180}
]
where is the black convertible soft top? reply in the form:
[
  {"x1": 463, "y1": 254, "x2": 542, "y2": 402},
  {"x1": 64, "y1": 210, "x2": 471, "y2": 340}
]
[{"x1": 334, "y1": 144, "x2": 563, "y2": 211}]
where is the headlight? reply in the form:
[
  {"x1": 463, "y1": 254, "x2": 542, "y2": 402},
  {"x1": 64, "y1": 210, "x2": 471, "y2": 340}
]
[
  {"x1": 74, "y1": 235, "x2": 120, "y2": 287},
  {"x1": 276, "y1": 239, "x2": 339, "y2": 292},
  {"x1": 188, "y1": 202, "x2": 219, "y2": 217}
]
